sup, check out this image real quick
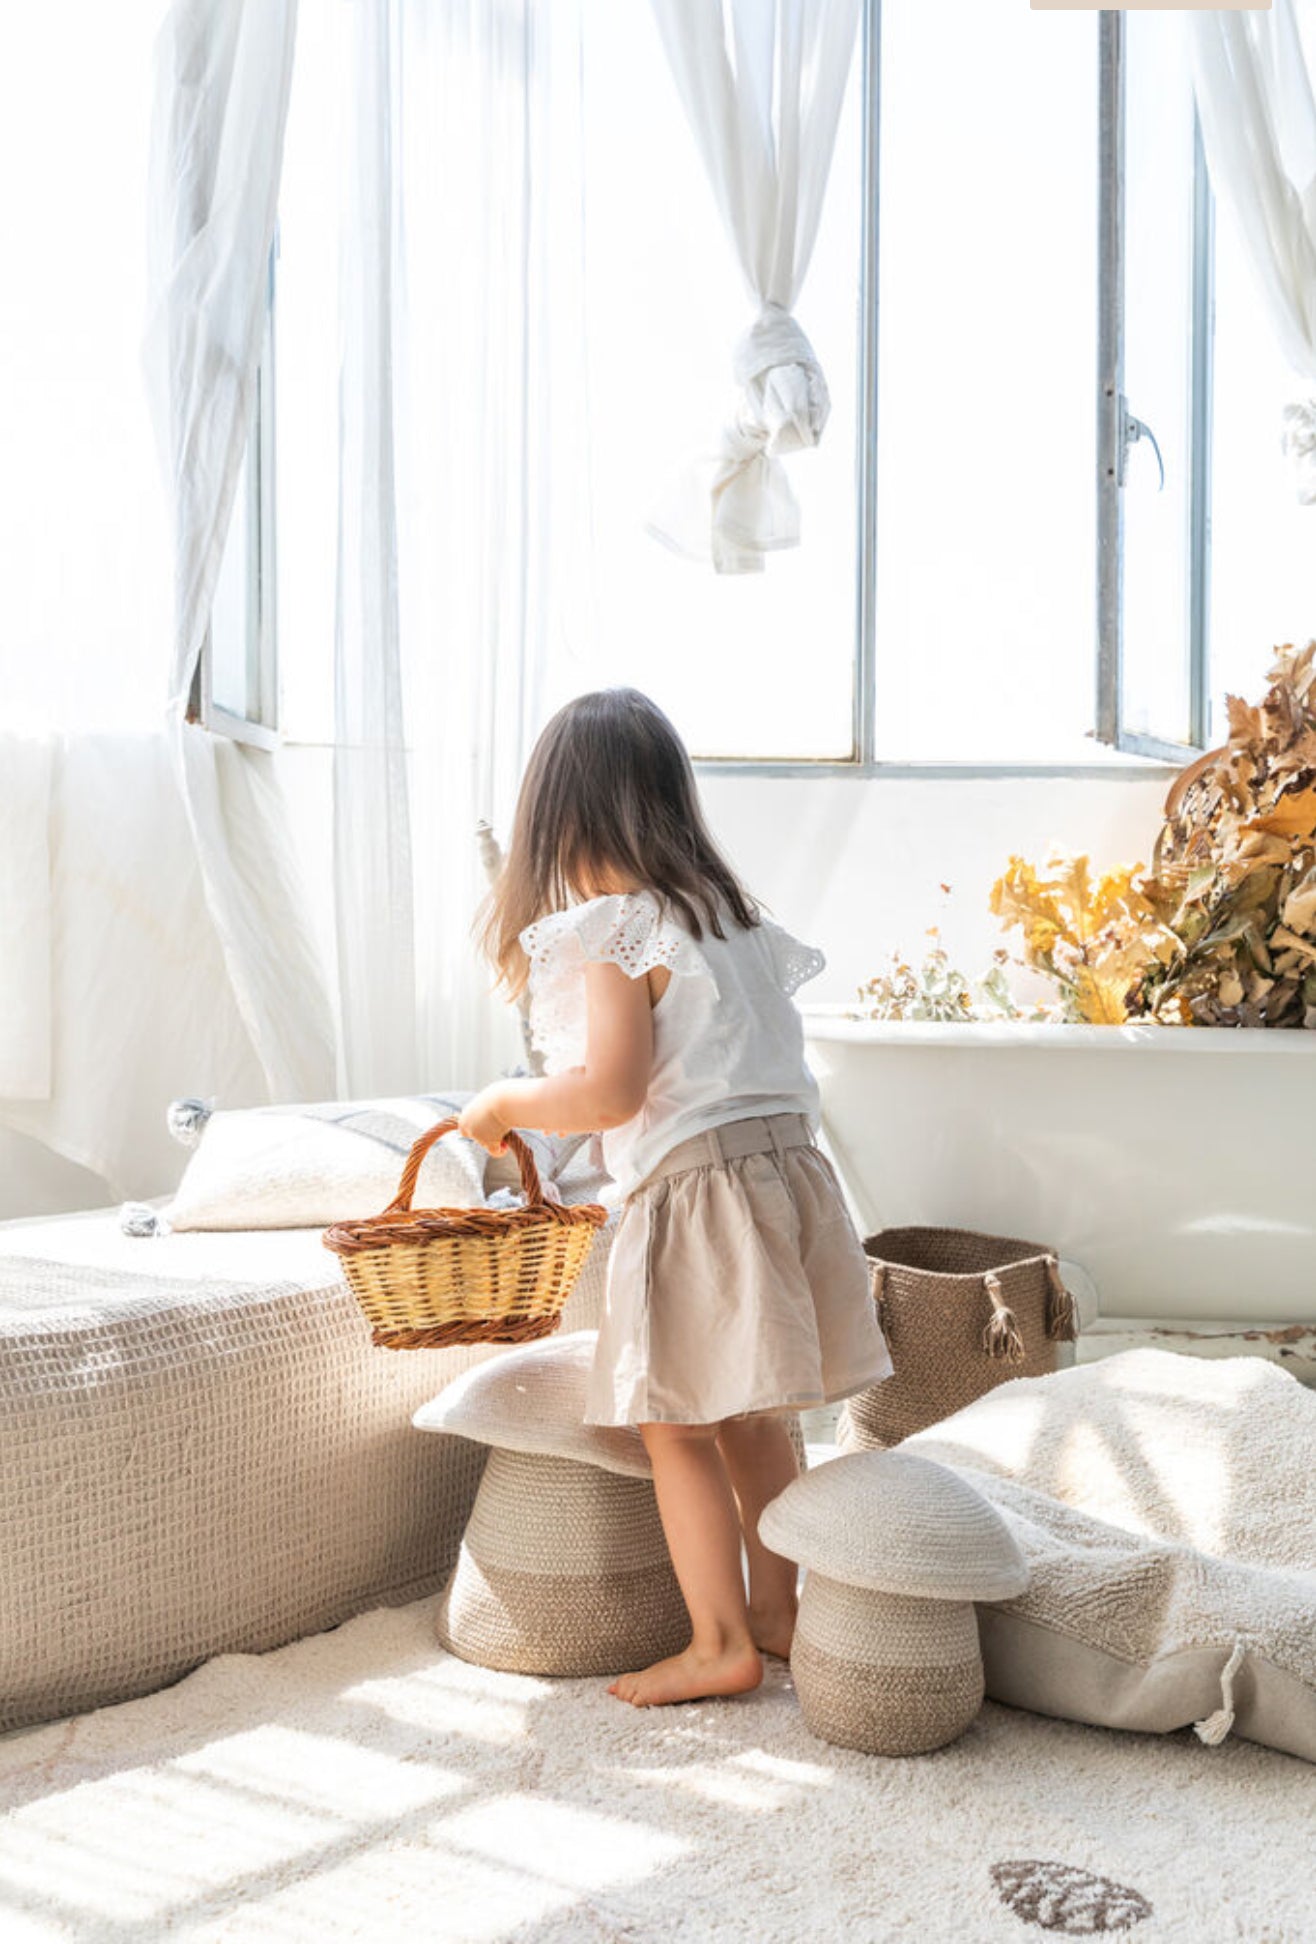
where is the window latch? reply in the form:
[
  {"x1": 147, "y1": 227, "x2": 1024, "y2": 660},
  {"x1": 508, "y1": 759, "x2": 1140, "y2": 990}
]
[{"x1": 1117, "y1": 395, "x2": 1165, "y2": 491}]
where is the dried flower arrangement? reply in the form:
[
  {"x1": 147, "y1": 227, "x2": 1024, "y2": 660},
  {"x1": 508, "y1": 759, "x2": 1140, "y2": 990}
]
[
  {"x1": 987, "y1": 854, "x2": 1172, "y2": 1025},
  {"x1": 854, "y1": 928, "x2": 1022, "y2": 1023},
  {"x1": 991, "y1": 641, "x2": 1316, "y2": 1027}
]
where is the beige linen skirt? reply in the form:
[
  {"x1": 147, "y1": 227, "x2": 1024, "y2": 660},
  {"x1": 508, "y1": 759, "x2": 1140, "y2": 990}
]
[{"x1": 584, "y1": 1113, "x2": 894, "y2": 1427}]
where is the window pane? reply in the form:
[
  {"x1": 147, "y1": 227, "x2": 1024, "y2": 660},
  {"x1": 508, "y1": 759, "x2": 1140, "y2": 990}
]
[
  {"x1": 872, "y1": 2, "x2": 1097, "y2": 762},
  {"x1": 1119, "y1": 12, "x2": 1197, "y2": 750},
  {"x1": 210, "y1": 444, "x2": 254, "y2": 720},
  {"x1": 1209, "y1": 204, "x2": 1316, "y2": 732},
  {"x1": 276, "y1": 2, "x2": 346, "y2": 747},
  {"x1": 547, "y1": 0, "x2": 862, "y2": 761}
]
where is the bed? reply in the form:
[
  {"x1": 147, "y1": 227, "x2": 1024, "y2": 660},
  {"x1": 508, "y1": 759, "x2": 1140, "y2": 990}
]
[{"x1": 1, "y1": 1163, "x2": 617, "y2": 1733}]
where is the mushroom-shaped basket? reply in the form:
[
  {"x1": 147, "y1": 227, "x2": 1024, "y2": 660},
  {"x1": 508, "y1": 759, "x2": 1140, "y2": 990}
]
[
  {"x1": 324, "y1": 1118, "x2": 608, "y2": 1349},
  {"x1": 414, "y1": 1332, "x2": 688, "y2": 1676},
  {"x1": 760, "y1": 1448, "x2": 1028, "y2": 1755}
]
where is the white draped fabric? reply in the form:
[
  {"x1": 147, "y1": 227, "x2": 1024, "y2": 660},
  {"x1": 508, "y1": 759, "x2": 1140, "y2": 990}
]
[
  {"x1": 646, "y1": 0, "x2": 862, "y2": 573},
  {"x1": 327, "y1": 0, "x2": 587, "y2": 1095},
  {"x1": 144, "y1": 0, "x2": 335, "y2": 1100},
  {"x1": 1189, "y1": 0, "x2": 1316, "y2": 502},
  {"x1": 0, "y1": 4, "x2": 311, "y2": 1212},
  {"x1": 0, "y1": 738, "x2": 52, "y2": 1101},
  {"x1": 332, "y1": 1, "x2": 417, "y2": 1098},
  {"x1": 0, "y1": 735, "x2": 268, "y2": 1203}
]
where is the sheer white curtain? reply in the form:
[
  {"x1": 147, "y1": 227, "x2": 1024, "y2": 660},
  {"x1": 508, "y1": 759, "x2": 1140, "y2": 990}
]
[
  {"x1": 1190, "y1": 0, "x2": 1316, "y2": 500},
  {"x1": 0, "y1": 2, "x2": 309, "y2": 1206},
  {"x1": 646, "y1": 0, "x2": 862, "y2": 573},
  {"x1": 333, "y1": 0, "x2": 416, "y2": 1097},
  {"x1": 144, "y1": 0, "x2": 335, "y2": 1103},
  {"x1": 331, "y1": 0, "x2": 588, "y2": 1096}
]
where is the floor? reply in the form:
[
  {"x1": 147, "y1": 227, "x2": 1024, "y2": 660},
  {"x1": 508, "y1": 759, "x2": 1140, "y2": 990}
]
[{"x1": 2, "y1": 1595, "x2": 1312, "y2": 1944}]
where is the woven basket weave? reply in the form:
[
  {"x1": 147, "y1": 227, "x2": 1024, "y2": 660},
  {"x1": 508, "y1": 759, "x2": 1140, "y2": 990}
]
[
  {"x1": 438, "y1": 1449, "x2": 689, "y2": 1678},
  {"x1": 840, "y1": 1226, "x2": 1077, "y2": 1449},
  {"x1": 323, "y1": 1118, "x2": 607, "y2": 1350},
  {"x1": 791, "y1": 1575, "x2": 984, "y2": 1756}
]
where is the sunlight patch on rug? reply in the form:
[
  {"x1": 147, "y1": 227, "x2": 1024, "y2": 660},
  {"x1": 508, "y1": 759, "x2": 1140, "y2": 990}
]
[{"x1": 1, "y1": 1595, "x2": 1312, "y2": 1943}]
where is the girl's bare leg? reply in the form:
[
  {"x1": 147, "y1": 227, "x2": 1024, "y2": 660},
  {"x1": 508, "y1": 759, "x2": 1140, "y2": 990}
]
[
  {"x1": 609, "y1": 1421, "x2": 763, "y2": 1708},
  {"x1": 716, "y1": 1414, "x2": 801, "y2": 1660}
]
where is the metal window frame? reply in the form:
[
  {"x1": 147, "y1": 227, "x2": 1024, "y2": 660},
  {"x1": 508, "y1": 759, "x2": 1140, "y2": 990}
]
[
  {"x1": 191, "y1": 236, "x2": 280, "y2": 751},
  {"x1": 1093, "y1": 12, "x2": 1212, "y2": 766},
  {"x1": 700, "y1": 3, "x2": 1181, "y2": 784}
]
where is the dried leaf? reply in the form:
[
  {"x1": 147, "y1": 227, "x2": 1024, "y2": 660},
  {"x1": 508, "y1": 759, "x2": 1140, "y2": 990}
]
[
  {"x1": 1282, "y1": 866, "x2": 1316, "y2": 936},
  {"x1": 1226, "y1": 694, "x2": 1263, "y2": 745},
  {"x1": 1251, "y1": 783, "x2": 1316, "y2": 840},
  {"x1": 996, "y1": 640, "x2": 1316, "y2": 1028}
]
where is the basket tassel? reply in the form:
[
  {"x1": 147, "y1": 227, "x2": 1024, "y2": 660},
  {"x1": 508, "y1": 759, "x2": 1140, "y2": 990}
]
[
  {"x1": 981, "y1": 1271, "x2": 1026, "y2": 1363},
  {"x1": 870, "y1": 1259, "x2": 888, "y2": 1333},
  {"x1": 1193, "y1": 1639, "x2": 1246, "y2": 1747},
  {"x1": 1045, "y1": 1257, "x2": 1078, "y2": 1341}
]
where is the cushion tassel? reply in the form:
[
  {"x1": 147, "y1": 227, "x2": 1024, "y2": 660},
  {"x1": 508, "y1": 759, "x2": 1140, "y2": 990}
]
[
  {"x1": 1044, "y1": 1256, "x2": 1077, "y2": 1340},
  {"x1": 1193, "y1": 1639, "x2": 1246, "y2": 1747},
  {"x1": 981, "y1": 1272, "x2": 1025, "y2": 1362}
]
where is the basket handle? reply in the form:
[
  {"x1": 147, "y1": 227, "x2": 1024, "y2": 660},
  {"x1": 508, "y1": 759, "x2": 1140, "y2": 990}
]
[{"x1": 385, "y1": 1117, "x2": 547, "y2": 1215}]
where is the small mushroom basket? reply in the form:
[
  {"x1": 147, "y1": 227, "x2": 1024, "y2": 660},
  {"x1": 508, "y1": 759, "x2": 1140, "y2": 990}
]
[
  {"x1": 760, "y1": 1448, "x2": 1029, "y2": 1756},
  {"x1": 323, "y1": 1117, "x2": 608, "y2": 1349}
]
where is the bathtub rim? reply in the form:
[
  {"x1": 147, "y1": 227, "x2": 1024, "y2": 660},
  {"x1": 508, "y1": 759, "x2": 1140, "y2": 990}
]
[{"x1": 800, "y1": 1005, "x2": 1316, "y2": 1057}]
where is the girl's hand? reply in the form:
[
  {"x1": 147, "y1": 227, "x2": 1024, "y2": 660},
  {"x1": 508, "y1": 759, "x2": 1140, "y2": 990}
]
[{"x1": 458, "y1": 1085, "x2": 513, "y2": 1156}]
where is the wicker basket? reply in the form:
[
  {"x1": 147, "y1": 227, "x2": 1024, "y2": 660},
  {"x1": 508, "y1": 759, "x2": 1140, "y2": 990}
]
[
  {"x1": 840, "y1": 1226, "x2": 1077, "y2": 1449},
  {"x1": 323, "y1": 1118, "x2": 608, "y2": 1350}
]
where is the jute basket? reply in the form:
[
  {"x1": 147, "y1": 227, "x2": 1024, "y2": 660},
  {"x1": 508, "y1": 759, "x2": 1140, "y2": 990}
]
[
  {"x1": 840, "y1": 1227, "x2": 1077, "y2": 1449},
  {"x1": 791, "y1": 1575, "x2": 985, "y2": 1757},
  {"x1": 438, "y1": 1450, "x2": 689, "y2": 1678},
  {"x1": 323, "y1": 1118, "x2": 607, "y2": 1350}
]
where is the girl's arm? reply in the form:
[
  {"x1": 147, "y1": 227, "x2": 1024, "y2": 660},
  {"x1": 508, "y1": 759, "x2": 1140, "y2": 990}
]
[{"x1": 458, "y1": 960, "x2": 654, "y2": 1154}]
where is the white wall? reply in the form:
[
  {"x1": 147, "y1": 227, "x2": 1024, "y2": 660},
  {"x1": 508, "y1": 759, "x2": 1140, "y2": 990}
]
[
  {"x1": 278, "y1": 748, "x2": 1174, "y2": 1025},
  {"x1": 699, "y1": 770, "x2": 1172, "y2": 1005},
  {"x1": 3, "y1": 746, "x2": 1172, "y2": 1226}
]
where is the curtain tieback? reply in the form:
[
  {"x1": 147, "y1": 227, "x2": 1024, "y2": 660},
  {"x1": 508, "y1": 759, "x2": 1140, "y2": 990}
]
[{"x1": 648, "y1": 302, "x2": 830, "y2": 576}]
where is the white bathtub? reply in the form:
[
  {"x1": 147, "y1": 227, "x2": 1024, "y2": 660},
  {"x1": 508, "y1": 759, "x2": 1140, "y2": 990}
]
[{"x1": 802, "y1": 1010, "x2": 1316, "y2": 1329}]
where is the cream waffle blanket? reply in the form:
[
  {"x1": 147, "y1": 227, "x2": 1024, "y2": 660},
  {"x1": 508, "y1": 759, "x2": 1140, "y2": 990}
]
[
  {"x1": 909, "y1": 1349, "x2": 1316, "y2": 1764},
  {"x1": 0, "y1": 1166, "x2": 618, "y2": 1732}
]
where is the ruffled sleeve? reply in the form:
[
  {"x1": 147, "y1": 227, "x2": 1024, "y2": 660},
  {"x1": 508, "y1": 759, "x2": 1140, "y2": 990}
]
[
  {"x1": 520, "y1": 891, "x2": 717, "y2": 1074},
  {"x1": 761, "y1": 918, "x2": 826, "y2": 997}
]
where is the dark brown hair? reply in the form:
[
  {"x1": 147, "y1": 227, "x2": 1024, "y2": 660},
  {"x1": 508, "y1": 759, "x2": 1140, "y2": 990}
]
[{"x1": 481, "y1": 688, "x2": 760, "y2": 994}]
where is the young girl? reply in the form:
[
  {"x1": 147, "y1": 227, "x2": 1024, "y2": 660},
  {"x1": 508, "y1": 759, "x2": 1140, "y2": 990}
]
[{"x1": 458, "y1": 688, "x2": 892, "y2": 1708}]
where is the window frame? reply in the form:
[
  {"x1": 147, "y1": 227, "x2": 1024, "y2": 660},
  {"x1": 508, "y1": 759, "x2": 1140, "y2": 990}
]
[
  {"x1": 259, "y1": 6, "x2": 1206, "y2": 778},
  {"x1": 702, "y1": 3, "x2": 1192, "y2": 781},
  {"x1": 189, "y1": 235, "x2": 280, "y2": 750},
  {"x1": 1093, "y1": 9, "x2": 1213, "y2": 766}
]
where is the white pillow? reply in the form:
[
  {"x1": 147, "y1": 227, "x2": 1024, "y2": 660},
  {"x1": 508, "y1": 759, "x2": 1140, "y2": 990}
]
[
  {"x1": 164, "y1": 1093, "x2": 486, "y2": 1231},
  {"x1": 483, "y1": 1129, "x2": 592, "y2": 1196}
]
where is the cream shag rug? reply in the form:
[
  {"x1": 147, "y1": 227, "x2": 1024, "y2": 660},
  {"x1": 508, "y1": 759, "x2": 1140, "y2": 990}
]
[{"x1": 1, "y1": 1596, "x2": 1312, "y2": 1944}]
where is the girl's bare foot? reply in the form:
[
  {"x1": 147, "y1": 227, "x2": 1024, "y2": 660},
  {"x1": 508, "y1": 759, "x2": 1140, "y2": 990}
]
[
  {"x1": 748, "y1": 1600, "x2": 797, "y2": 1662},
  {"x1": 608, "y1": 1640, "x2": 763, "y2": 1708}
]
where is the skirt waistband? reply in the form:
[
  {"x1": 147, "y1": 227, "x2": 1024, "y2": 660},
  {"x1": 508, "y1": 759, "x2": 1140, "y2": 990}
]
[{"x1": 642, "y1": 1113, "x2": 816, "y2": 1186}]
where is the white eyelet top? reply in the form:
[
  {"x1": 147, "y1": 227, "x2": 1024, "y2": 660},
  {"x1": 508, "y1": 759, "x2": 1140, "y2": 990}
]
[{"x1": 519, "y1": 890, "x2": 825, "y2": 1196}]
